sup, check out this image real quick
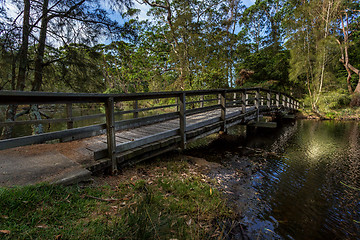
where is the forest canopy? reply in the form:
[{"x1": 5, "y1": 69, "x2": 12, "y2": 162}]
[{"x1": 0, "y1": 0, "x2": 359, "y2": 113}]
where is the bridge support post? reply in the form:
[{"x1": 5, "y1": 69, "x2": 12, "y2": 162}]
[
  {"x1": 179, "y1": 93, "x2": 186, "y2": 150},
  {"x1": 276, "y1": 93, "x2": 280, "y2": 107},
  {"x1": 105, "y1": 97, "x2": 117, "y2": 174},
  {"x1": 267, "y1": 91, "x2": 271, "y2": 108},
  {"x1": 66, "y1": 103, "x2": 73, "y2": 129},
  {"x1": 220, "y1": 90, "x2": 226, "y2": 132}
]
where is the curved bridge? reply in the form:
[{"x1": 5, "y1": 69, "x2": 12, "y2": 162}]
[{"x1": 0, "y1": 88, "x2": 298, "y2": 185}]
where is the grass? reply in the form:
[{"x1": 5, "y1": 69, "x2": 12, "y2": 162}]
[{"x1": 0, "y1": 157, "x2": 234, "y2": 239}]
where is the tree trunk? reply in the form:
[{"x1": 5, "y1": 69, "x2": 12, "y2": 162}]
[
  {"x1": 16, "y1": 0, "x2": 31, "y2": 91},
  {"x1": 1, "y1": 0, "x2": 31, "y2": 139},
  {"x1": 32, "y1": 0, "x2": 49, "y2": 91}
]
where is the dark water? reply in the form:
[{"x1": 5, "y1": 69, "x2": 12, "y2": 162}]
[{"x1": 235, "y1": 120, "x2": 360, "y2": 239}]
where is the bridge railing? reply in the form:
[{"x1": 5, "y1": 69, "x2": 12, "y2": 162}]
[{"x1": 0, "y1": 88, "x2": 299, "y2": 172}]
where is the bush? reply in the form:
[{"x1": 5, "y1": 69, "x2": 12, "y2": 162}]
[
  {"x1": 317, "y1": 90, "x2": 351, "y2": 110},
  {"x1": 350, "y1": 93, "x2": 360, "y2": 107}
]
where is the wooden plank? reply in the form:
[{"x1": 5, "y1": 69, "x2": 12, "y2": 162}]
[
  {"x1": 115, "y1": 129, "x2": 179, "y2": 153},
  {"x1": 115, "y1": 135, "x2": 133, "y2": 142},
  {"x1": 153, "y1": 123, "x2": 177, "y2": 130},
  {"x1": 119, "y1": 130, "x2": 149, "y2": 140},
  {"x1": 186, "y1": 117, "x2": 221, "y2": 132},
  {"x1": 114, "y1": 112, "x2": 178, "y2": 131},
  {"x1": 186, "y1": 105, "x2": 219, "y2": 116}
]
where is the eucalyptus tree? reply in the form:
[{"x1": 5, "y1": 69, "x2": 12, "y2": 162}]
[
  {"x1": 141, "y1": 0, "x2": 245, "y2": 90},
  {"x1": 286, "y1": 0, "x2": 344, "y2": 113},
  {"x1": 0, "y1": 0, "x2": 134, "y2": 138}
]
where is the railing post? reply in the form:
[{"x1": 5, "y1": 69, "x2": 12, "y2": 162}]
[
  {"x1": 287, "y1": 97, "x2": 290, "y2": 108},
  {"x1": 233, "y1": 92, "x2": 237, "y2": 106},
  {"x1": 276, "y1": 93, "x2": 280, "y2": 107},
  {"x1": 267, "y1": 91, "x2": 271, "y2": 108},
  {"x1": 133, "y1": 100, "x2": 138, "y2": 118},
  {"x1": 218, "y1": 93, "x2": 221, "y2": 105},
  {"x1": 200, "y1": 95, "x2": 204, "y2": 108},
  {"x1": 255, "y1": 89, "x2": 260, "y2": 121},
  {"x1": 179, "y1": 92, "x2": 186, "y2": 150},
  {"x1": 105, "y1": 97, "x2": 117, "y2": 174},
  {"x1": 220, "y1": 90, "x2": 226, "y2": 132},
  {"x1": 282, "y1": 95, "x2": 286, "y2": 107},
  {"x1": 242, "y1": 90, "x2": 246, "y2": 114},
  {"x1": 66, "y1": 103, "x2": 73, "y2": 129}
]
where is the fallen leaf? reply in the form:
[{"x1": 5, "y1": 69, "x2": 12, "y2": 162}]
[
  {"x1": 186, "y1": 219, "x2": 192, "y2": 226},
  {"x1": 0, "y1": 230, "x2": 10, "y2": 234},
  {"x1": 55, "y1": 234, "x2": 62, "y2": 240},
  {"x1": 36, "y1": 225, "x2": 48, "y2": 229}
]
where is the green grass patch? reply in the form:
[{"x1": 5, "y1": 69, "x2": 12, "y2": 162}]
[{"x1": 0, "y1": 158, "x2": 233, "y2": 239}]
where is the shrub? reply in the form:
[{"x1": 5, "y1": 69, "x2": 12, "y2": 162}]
[
  {"x1": 317, "y1": 90, "x2": 351, "y2": 110},
  {"x1": 350, "y1": 93, "x2": 360, "y2": 107}
]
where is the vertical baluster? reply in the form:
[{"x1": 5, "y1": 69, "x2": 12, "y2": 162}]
[
  {"x1": 66, "y1": 103, "x2": 73, "y2": 129},
  {"x1": 133, "y1": 100, "x2": 138, "y2": 118}
]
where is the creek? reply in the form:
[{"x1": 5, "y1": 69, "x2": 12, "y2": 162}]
[{"x1": 190, "y1": 120, "x2": 360, "y2": 239}]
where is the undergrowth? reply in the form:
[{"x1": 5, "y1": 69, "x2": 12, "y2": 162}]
[{"x1": 0, "y1": 158, "x2": 234, "y2": 239}]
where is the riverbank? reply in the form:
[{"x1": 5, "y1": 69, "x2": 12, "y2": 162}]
[
  {"x1": 0, "y1": 147, "x2": 261, "y2": 239},
  {"x1": 297, "y1": 108, "x2": 360, "y2": 120}
]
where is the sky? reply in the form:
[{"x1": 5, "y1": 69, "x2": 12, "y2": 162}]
[{"x1": 133, "y1": 0, "x2": 255, "y2": 21}]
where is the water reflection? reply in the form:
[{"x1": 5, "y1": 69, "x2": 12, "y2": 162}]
[{"x1": 239, "y1": 120, "x2": 360, "y2": 239}]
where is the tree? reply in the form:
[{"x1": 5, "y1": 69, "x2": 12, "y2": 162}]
[
  {"x1": 336, "y1": 8, "x2": 360, "y2": 94},
  {"x1": 286, "y1": 0, "x2": 343, "y2": 114},
  {"x1": 0, "y1": 0, "x2": 134, "y2": 138}
]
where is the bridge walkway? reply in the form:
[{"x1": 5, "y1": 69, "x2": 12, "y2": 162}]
[{"x1": 0, "y1": 88, "x2": 299, "y2": 186}]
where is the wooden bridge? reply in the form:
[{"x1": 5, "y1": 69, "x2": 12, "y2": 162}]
[{"x1": 0, "y1": 88, "x2": 298, "y2": 184}]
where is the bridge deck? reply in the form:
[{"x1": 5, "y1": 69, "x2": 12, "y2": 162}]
[
  {"x1": 0, "y1": 106, "x2": 252, "y2": 186},
  {"x1": 0, "y1": 88, "x2": 298, "y2": 186}
]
